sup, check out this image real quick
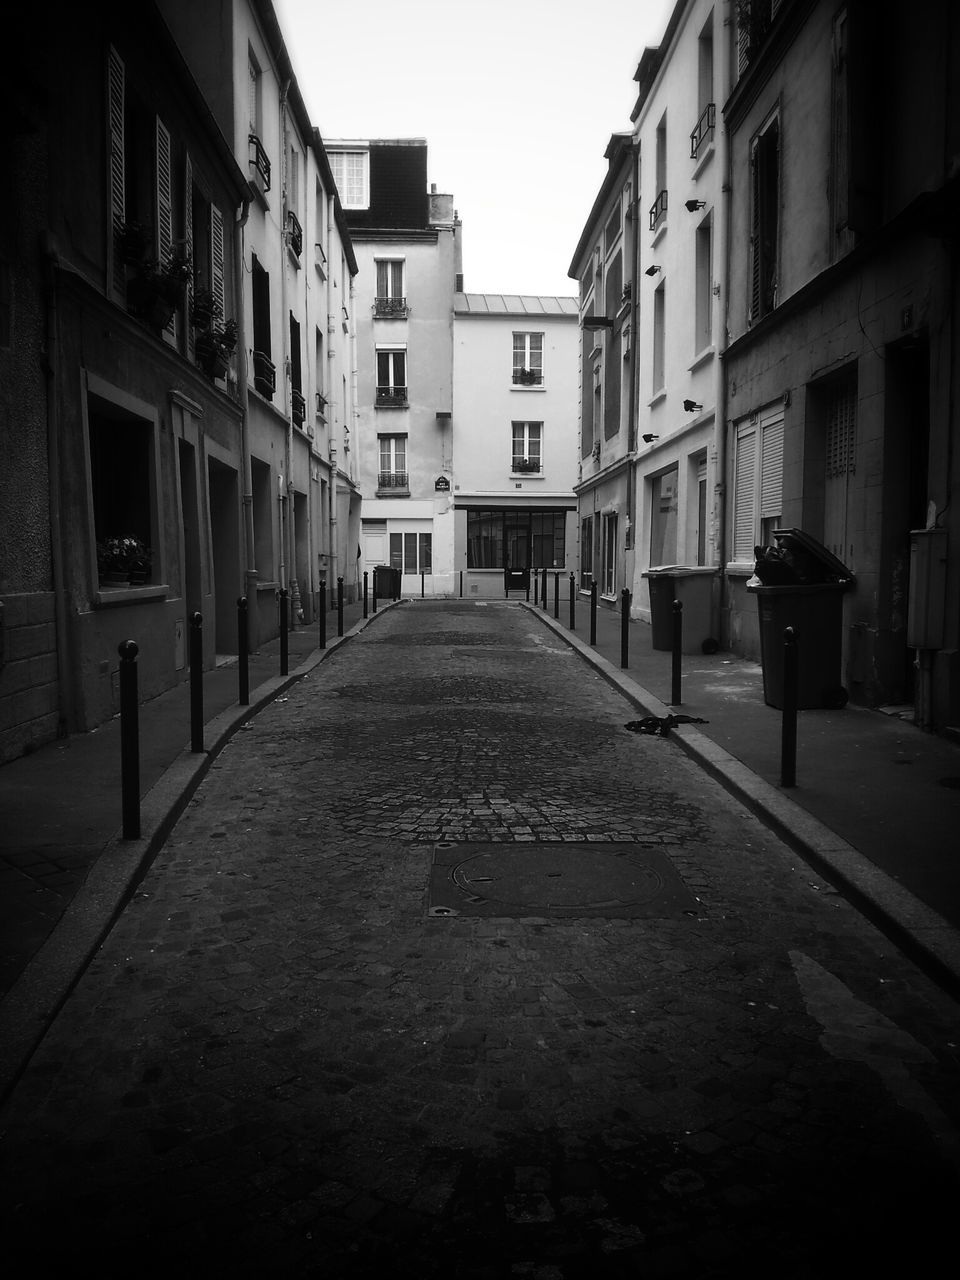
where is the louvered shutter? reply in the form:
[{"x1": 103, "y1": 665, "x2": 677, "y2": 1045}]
[
  {"x1": 155, "y1": 118, "x2": 176, "y2": 340},
  {"x1": 376, "y1": 260, "x2": 388, "y2": 298},
  {"x1": 737, "y1": 6, "x2": 751, "y2": 77},
  {"x1": 749, "y1": 140, "x2": 761, "y2": 324},
  {"x1": 734, "y1": 423, "x2": 757, "y2": 560},
  {"x1": 108, "y1": 47, "x2": 125, "y2": 296},
  {"x1": 185, "y1": 154, "x2": 194, "y2": 356},
  {"x1": 211, "y1": 204, "x2": 225, "y2": 320},
  {"x1": 760, "y1": 414, "x2": 784, "y2": 520}
]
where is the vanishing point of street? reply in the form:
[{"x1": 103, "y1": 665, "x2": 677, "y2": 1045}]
[{"x1": 3, "y1": 602, "x2": 959, "y2": 1278}]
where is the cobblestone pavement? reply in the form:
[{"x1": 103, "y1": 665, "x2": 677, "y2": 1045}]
[{"x1": 3, "y1": 602, "x2": 959, "y2": 1278}]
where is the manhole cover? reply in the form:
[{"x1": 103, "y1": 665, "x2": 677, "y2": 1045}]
[{"x1": 429, "y1": 842, "x2": 701, "y2": 919}]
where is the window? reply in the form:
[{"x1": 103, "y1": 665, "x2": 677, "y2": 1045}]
[
  {"x1": 750, "y1": 112, "x2": 780, "y2": 323},
  {"x1": 513, "y1": 332, "x2": 543, "y2": 386},
  {"x1": 467, "y1": 510, "x2": 565, "y2": 569},
  {"x1": 289, "y1": 314, "x2": 304, "y2": 426},
  {"x1": 692, "y1": 14, "x2": 715, "y2": 159},
  {"x1": 652, "y1": 281, "x2": 666, "y2": 394},
  {"x1": 580, "y1": 515, "x2": 594, "y2": 587},
  {"x1": 831, "y1": 7, "x2": 854, "y2": 258},
  {"x1": 87, "y1": 383, "x2": 156, "y2": 589},
  {"x1": 650, "y1": 467, "x2": 679, "y2": 566},
  {"x1": 378, "y1": 435, "x2": 407, "y2": 490},
  {"x1": 314, "y1": 327, "x2": 325, "y2": 416},
  {"x1": 695, "y1": 453, "x2": 708, "y2": 566},
  {"x1": 376, "y1": 348, "x2": 407, "y2": 406},
  {"x1": 732, "y1": 405, "x2": 784, "y2": 561},
  {"x1": 511, "y1": 422, "x2": 542, "y2": 473},
  {"x1": 328, "y1": 150, "x2": 369, "y2": 210},
  {"x1": 737, "y1": 1, "x2": 782, "y2": 78},
  {"x1": 390, "y1": 531, "x2": 432, "y2": 573},
  {"x1": 375, "y1": 259, "x2": 406, "y2": 316},
  {"x1": 251, "y1": 253, "x2": 275, "y2": 398},
  {"x1": 247, "y1": 54, "x2": 270, "y2": 191},
  {"x1": 694, "y1": 218, "x2": 713, "y2": 354},
  {"x1": 602, "y1": 512, "x2": 618, "y2": 595},
  {"x1": 650, "y1": 114, "x2": 667, "y2": 231}
]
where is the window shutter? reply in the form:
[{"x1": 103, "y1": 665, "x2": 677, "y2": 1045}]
[
  {"x1": 734, "y1": 424, "x2": 757, "y2": 560},
  {"x1": 376, "y1": 260, "x2": 388, "y2": 297},
  {"x1": 156, "y1": 118, "x2": 173, "y2": 264},
  {"x1": 108, "y1": 47, "x2": 125, "y2": 295},
  {"x1": 737, "y1": 7, "x2": 751, "y2": 77},
  {"x1": 760, "y1": 415, "x2": 784, "y2": 518},
  {"x1": 391, "y1": 261, "x2": 403, "y2": 298},
  {"x1": 749, "y1": 140, "x2": 761, "y2": 324},
  {"x1": 211, "y1": 204, "x2": 225, "y2": 319}
]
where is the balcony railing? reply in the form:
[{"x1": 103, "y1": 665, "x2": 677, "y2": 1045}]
[
  {"x1": 248, "y1": 134, "x2": 271, "y2": 191},
  {"x1": 287, "y1": 210, "x2": 303, "y2": 258},
  {"x1": 314, "y1": 241, "x2": 326, "y2": 270},
  {"x1": 377, "y1": 471, "x2": 409, "y2": 489},
  {"x1": 649, "y1": 189, "x2": 668, "y2": 233},
  {"x1": 291, "y1": 389, "x2": 306, "y2": 426},
  {"x1": 512, "y1": 457, "x2": 541, "y2": 473},
  {"x1": 690, "y1": 103, "x2": 716, "y2": 160},
  {"x1": 375, "y1": 296, "x2": 408, "y2": 317},
  {"x1": 376, "y1": 386, "x2": 408, "y2": 407},
  {"x1": 252, "y1": 350, "x2": 276, "y2": 399},
  {"x1": 512, "y1": 368, "x2": 542, "y2": 387},
  {"x1": 316, "y1": 391, "x2": 327, "y2": 417}
]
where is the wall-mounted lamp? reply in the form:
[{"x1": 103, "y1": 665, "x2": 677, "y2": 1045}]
[
  {"x1": 581, "y1": 315, "x2": 614, "y2": 330},
  {"x1": 644, "y1": 264, "x2": 661, "y2": 277},
  {"x1": 642, "y1": 433, "x2": 659, "y2": 443},
  {"x1": 685, "y1": 199, "x2": 706, "y2": 212},
  {"x1": 683, "y1": 399, "x2": 703, "y2": 413}
]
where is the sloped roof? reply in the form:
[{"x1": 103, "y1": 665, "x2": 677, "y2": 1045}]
[{"x1": 454, "y1": 293, "x2": 579, "y2": 316}]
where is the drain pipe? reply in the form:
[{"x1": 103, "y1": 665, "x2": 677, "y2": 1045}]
[
  {"x1": 40, "y1": 232, "x2": 72, "y2": 738},
  {"x1": 713, "y1": 0, "x2": 734, "y2": 636},
  {"x1": 235, "y1": 195, "x2": 258, "y2": 650},
  {"x1": 278, "y1": 79, "x2": 292, "y2": 610},
  {"x1": 626, "y1": 141, "x2": 641, "y2": 612}
]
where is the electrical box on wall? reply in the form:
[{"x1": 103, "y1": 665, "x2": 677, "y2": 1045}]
[{"x1": 907, "y1": 528, "x2": 947, "y2": 649}]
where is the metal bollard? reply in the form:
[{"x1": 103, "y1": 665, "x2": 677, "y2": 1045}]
[
  {"x1": 671, "y1": 599, "x2": 683, "y2": 705},
  {"x1": 319, "y1": 580, "x2": 327, "y2": 647},
  {"x1": 337, "y1": 576, "x2": 344, "y2": 636},
  {"x1": 569, "y1": 573, "x2": 576, "y2": 630},
  {"x1": 590, "y1": 580, "x2": 597, "y2": 646},
  {"x1": 620, "y1": 588, "x2": 630, "y2": 668},
  {"x1": 278, "y1": 589, "x2": 288, "y2": 676},
  {"x1": 541, "y1": 566, "x2": 548, "y2": 609},
  {"x1": 421, "y1": 569, "x2": 425, "y2": 599},
  {"x1": 118, "y1": 640, "x2": 140, "y2": 839},
  {"x1": 460, "y1": 569, "x2": 463, "y2": 599},
  {"x1": 781, "y1": 626, "x2": 799, "y2": 787},
  {"x1": 363, "y1": 571, "x2": 368, "y2": 619},
  {"x1": 237, "y1": 597, "x2": 249, "y2": 705},
  {"x1": 190, "y1": 611, "x2": 204, "y2": 751},
  {"x1": 554, "y1": 572, "x2": 560, "y2": 620}
]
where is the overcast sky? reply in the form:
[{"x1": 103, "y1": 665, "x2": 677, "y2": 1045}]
[{"x1": 273, "y1": 0, "x2": 676, "y2": 298}]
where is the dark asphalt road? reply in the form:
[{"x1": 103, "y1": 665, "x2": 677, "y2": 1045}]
[{"x1": 2, "y1": 602, "x2": 958, "y2": 1278}]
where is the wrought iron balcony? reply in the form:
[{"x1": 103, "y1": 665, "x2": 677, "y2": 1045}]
[
  {"x1": 376, "y1": 386, "x2": 408, "y2": 407},
  {"x1": 375, "y1": 296, "x2": 408, "y2": 317},
  {"x1": 287, "y1": 210, "x2": 303, "y2": 258},
  {"x1": 690, "y1": 103, "x2": 716, "y2": 160},
  {"x1": 649, "y1": 189, "x2": 668, "y2": 233},
  {"x1": 252, "y1": 350, "x2": 276, "y2": 399},
  {"x1": 512, "y1": 457, "x2": 541, "y2": 473},
  {"x1": 512, "y1": 368, "x2": 542, "y2": 386},
  {"x1": 315, "y1": 391, "x2": 327, "y2": 417},
  {"x1": 377, "y1": 471, "x2": 409, "y2": 489},
  {"x1": 248, "y1": 134, "x2": 271, "y2": 192},
  {"x1": 291, "y1": 389, "x2": 306, "y2": 426}
]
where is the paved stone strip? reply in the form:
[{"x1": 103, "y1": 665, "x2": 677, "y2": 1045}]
[{"x1": 2, "y1": 602, "x2": 959, "y2": 1278}]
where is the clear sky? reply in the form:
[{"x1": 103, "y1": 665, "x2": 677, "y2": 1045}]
[{"x1": 273, "y1": 0, "x2": 676, "y2": 298}]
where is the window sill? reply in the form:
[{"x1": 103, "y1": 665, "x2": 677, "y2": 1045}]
[
  {"x1": 377, "y1": 488, "x2": 410, "y2": 498},
  {"x1": 94, "y1": 583, "x2": 168, "y2": 608},
  {"x1": 375, "y1": 401, "x2": 409, "y2": 410},
  {"x1": 287, "y1": 245, "x2": 302, "y2": 270},
  {"x1": 648, "y1": 389, "x2": 666, "y2": 408},
  {"x1": 250, "y1": 174, "x2": 270, "y2": 212},
  {"x1": 688, "y1": 346, "x2": 715, "y2": 373},
  {"x1": 651, "y1": 220, "x2": 668, "y2": 248},
  {"x1": 725, "y1": 562, "x2": 756, "y2": 578},
  {"x1": 510, "y1": 472, "x2": 544, "y2": 480},
  {"x1": 510, "y1": 384, "x2": 545, "y2": 392},
  {"x1": 692, "y1": 143, "x2": 715, "y2": 182}
]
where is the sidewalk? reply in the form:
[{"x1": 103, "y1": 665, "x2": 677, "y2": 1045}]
[
  {"x1": 522, "y1": 590, "x2": 960, "y2": 988},
  {"x1": 0, "y1": 597, "x2": 381, "y2": 996}
]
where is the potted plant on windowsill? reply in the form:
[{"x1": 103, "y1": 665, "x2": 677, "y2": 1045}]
[
  {"x1": 196, "y1": 317, "x2": 238, "y2": 379},
  {"x1": 128, "y1": 246, "x2": 192, "y2": 330},
  {"x1": 97, "y1": 535, "x2": 152, "y2": 587}
]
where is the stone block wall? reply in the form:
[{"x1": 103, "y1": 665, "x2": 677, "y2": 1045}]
[{"x1": 0, "y1": 593, "x2": 60, "y2": 763}]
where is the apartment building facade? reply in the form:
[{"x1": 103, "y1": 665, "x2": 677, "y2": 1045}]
[
  {"x1": 452, "y1": 294, "x2": 580, "y2": 598},
  {"x1": 332, "y1": 141, "x2": 461, "y2": 597},
  {"x1": 721, "y1": 0, "x2": 960, "y2": 728}
]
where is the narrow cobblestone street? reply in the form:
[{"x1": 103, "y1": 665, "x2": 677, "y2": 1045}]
[{"x1": 3, "y1": 602, "x2": 959, "y2": 1277}]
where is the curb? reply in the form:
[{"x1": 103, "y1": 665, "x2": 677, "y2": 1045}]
[
  {"x1": 522, "y1": 603, "x2": 960, "y2": 1001},
  {"x1": 0, "y1": 602, "x2": 402, "y2": 1106}
]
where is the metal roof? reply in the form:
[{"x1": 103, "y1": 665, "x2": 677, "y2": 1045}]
[{"x1": 454, "y1": 293, "x2": 579, "y2": 317}]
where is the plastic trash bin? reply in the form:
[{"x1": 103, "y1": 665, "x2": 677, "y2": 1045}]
[
  {"x1": 373, "y1": 565, "x2": 399, "y2": 600},
  {"x1": 747, "y1": 530, "x2": 854, "y2": 709},
  {"x1": 643, "y1": 567, "x2": 719, "y2": 653}
]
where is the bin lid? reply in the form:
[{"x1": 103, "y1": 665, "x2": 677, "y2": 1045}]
[
  {"x1": 772, "y1": 529, "x2": 854, "y2": 583},
  {"x1": 642, "y1": 565, "x2": 701, "y2": 577}
]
